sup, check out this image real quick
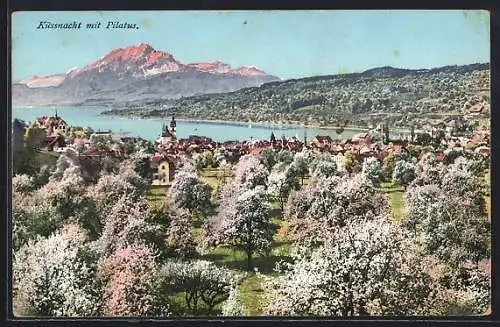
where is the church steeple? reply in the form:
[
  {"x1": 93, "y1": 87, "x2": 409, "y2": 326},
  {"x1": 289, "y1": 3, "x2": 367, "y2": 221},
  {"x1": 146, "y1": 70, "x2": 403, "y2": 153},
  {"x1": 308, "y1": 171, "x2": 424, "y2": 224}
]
[{"x1": 170, "y1": 115, "x2": 177, "y2": 137}]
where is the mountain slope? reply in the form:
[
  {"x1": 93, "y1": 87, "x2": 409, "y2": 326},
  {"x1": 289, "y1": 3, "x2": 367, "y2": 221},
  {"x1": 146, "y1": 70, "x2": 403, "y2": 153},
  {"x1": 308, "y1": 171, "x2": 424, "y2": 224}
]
[
  {"x1": 102, "y1": 63, "x2": 490, "y2": 129},
  {"x1": 12, "y1": 43, "x2": 280, "y2": 106}
]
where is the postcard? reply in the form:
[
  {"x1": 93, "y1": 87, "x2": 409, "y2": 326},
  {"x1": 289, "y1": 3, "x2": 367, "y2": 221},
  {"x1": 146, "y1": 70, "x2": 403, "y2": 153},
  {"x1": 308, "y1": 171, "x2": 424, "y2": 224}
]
[{"x1": 10, "y1": 10, "x2": 491, "y2": 318}]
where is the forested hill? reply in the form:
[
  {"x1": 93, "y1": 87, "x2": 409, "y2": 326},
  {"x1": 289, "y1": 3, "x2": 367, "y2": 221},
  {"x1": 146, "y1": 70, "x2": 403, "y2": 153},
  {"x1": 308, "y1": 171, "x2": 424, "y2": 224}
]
[{"x1": 103, "y1": 63, "x2": 490, "y2": 129}]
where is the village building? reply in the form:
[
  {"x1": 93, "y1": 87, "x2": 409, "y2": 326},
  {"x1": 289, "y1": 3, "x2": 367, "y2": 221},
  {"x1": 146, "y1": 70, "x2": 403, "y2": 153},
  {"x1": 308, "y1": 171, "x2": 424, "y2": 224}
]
[
  {"x1": 151, "y1": 154, "x2": 176, "y2": 185},
  {"x1": 36, "y1": 111, "x2": 68, "y2": 136},
  {"x1": 352, "y1": 132, "x2": 373, "y2": 144},
  {"x1": 312, "y1": 135, "x2": 333, "y2": 149}
]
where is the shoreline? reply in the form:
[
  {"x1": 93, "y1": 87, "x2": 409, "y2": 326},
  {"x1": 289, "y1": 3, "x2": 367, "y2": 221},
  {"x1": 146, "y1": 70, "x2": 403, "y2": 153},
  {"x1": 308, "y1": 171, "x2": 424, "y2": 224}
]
[{"x1": 14, "y1": 105, "x2": 418, "y2": 134}]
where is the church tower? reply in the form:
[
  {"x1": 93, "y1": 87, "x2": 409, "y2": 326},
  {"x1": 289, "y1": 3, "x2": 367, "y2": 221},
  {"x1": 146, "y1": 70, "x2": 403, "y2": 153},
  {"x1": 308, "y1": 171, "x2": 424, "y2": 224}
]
[{"x1": 170, "y1": 115, "x2": 177, "y2": 139}]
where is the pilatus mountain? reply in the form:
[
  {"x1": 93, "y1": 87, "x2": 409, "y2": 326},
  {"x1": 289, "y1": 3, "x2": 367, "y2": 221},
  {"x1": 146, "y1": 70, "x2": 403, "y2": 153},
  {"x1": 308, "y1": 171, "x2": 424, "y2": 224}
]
[{"x1": 12, "y1": 43, "x2": 280, "y2": 106}]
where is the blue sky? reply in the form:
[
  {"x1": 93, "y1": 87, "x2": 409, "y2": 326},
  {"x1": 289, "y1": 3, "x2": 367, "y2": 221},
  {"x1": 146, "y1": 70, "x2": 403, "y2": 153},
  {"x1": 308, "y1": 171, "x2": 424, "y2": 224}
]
[{"x1": 11, "y1": 10, "x2": 490, "y2": 81}]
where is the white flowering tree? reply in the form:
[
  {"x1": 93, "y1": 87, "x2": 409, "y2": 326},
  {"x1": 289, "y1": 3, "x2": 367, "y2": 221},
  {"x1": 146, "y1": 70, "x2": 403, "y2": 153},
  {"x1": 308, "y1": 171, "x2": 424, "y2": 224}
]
[
  {"x1": 404, "y1": 167, "x2": 489, "y2": 265},
  {"x1": 12, "y1": 174, "x2": 34, "y2": 195},
  {"x1": 12, "y1": 161, "x2": 99, "y2": 249},
  {"x1": 117, "y1": 159, "x2": 150, "y2": 195},
  {"x1": 158, "y1": 260, "x2": 238, "y2": 315},
  {"x1": 310, "y1": 160, "x2": 338, "y2": 181},
  {"x1": 203, "y1": 186, "x2": 273, "y2": 271},
  {"x1": 277, "y1": 150, "x2": 294, "y2": 165},
  {"x1": 164, "y1": 209, "x2": 197, "y2": 259},
  {"x1": 264, "y1": 219, "x2": 434, "y2": 316},
  {"x1": 12, "y1": 186, "x2": 60, "y2": 251},
  {"x1": 129, "y1": 148, "x2": 154, "y2": 181},
  {"x1": 285, "y1": 174, "x2": 389, "y2": 244},
  {"x1": 192, "y1": 151, "x2": 221, "y2": 170},
  {"x1": 93, "y1": 195, "x2": 158, "y2": 256},
  {"x1": 392, "y1": 160, "x2": 416, "y2": 189},
  {"x1": 170, "y1": 171, "x2": 213, "y2": 218},
  {"x1": 87, "y1": 172, "x2": 140, "y2": 224},
  {"x1": 13, "y1": 224, "x2": 103, "y2": 317},
  {"x1": 361, "y1": 157, "x2": 384, "y2": 187},
  {"x1": 38, "y1": 165, "x2": 88, "y2": 221},
  {"x1": 233, "y1": 155, "x2": 269, "y2": 189},
  {"x1": 267, "y1": 165, "x2": 300, "y2": 212},
  {"x1": 291, "y1": 151, "x2": 311, "y2": 185}
]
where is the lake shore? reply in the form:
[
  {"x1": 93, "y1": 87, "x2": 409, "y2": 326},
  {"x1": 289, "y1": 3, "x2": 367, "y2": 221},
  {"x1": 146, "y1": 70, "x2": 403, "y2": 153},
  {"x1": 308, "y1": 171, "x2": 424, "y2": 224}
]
[
  {"x1": 17, "y1": 105, "x2": 417, "y2": 134},
  {"x1": 105, "y1": 114, "x2": 377, "y2": 134}
]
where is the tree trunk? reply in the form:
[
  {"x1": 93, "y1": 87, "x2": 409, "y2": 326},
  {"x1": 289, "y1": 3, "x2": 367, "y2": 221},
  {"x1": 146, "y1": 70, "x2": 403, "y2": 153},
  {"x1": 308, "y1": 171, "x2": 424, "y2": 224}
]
[{"x1": 246, "y1": 250, "x2": 253, "y2": 271}]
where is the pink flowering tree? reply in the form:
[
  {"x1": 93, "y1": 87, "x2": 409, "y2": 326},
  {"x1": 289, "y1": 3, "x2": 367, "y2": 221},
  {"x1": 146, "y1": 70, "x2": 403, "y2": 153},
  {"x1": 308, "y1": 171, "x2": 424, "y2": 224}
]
[
  {"x1": 410, "y1": 152, "x2": 448, "y2": 187},
  {"x1": 97, "y1": 243, "x2": 168, "y2": 317},
  {"x1": 422, "y1": 257, "x2": 490, "y2": 315},
  {"x1": 13, "y1": 223, "x2": 103, "y2": 317}
]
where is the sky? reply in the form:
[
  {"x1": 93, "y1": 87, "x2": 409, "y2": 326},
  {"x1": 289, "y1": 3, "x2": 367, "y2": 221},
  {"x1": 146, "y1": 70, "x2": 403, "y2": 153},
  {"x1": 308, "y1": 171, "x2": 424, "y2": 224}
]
[{"x1": 11, "y1": 10, "x2": 490, "y2": 81}]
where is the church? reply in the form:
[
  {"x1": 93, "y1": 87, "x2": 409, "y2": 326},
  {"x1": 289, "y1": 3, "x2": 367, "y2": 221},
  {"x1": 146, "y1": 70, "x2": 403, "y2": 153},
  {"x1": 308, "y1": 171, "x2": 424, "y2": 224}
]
[{"x1": 155, "y1": 116, "x2": 177, "y2": 146}]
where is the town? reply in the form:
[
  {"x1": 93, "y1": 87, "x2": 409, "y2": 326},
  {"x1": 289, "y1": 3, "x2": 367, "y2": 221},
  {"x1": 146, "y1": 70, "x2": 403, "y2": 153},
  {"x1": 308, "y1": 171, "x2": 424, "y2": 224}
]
[{"x1": 12, "y1": 111, "x2": 490, "y2": 186}]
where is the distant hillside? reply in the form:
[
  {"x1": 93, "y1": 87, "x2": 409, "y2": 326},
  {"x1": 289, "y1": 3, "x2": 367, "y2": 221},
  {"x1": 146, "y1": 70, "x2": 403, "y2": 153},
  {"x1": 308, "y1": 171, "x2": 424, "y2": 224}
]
[{"x1": 103, "y1": 63, "x2": 490, "y2": 129}]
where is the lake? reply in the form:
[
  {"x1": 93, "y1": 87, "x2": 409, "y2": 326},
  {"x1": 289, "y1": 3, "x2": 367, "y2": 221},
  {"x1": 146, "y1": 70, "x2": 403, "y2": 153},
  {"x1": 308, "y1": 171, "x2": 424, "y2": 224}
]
[{"x1": 12, "y1": 106, "x2": 374, "y2": 142}]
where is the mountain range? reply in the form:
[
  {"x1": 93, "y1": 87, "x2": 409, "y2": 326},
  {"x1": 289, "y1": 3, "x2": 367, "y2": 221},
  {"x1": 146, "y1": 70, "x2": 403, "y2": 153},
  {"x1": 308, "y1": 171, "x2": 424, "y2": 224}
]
[{"x1": 12, "y1": 43, "x2": 280, "y2": 106}]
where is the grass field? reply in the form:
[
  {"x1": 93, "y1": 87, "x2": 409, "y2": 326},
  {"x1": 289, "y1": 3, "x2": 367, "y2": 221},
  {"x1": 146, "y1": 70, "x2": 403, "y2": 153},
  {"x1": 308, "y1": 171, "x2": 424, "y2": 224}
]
[
  {"x1": 147, "y1": 185, "x2": 168, "y2": 206},
  {"x1": 379, "y1": 182, "x2": 406, "y2": 222}
]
